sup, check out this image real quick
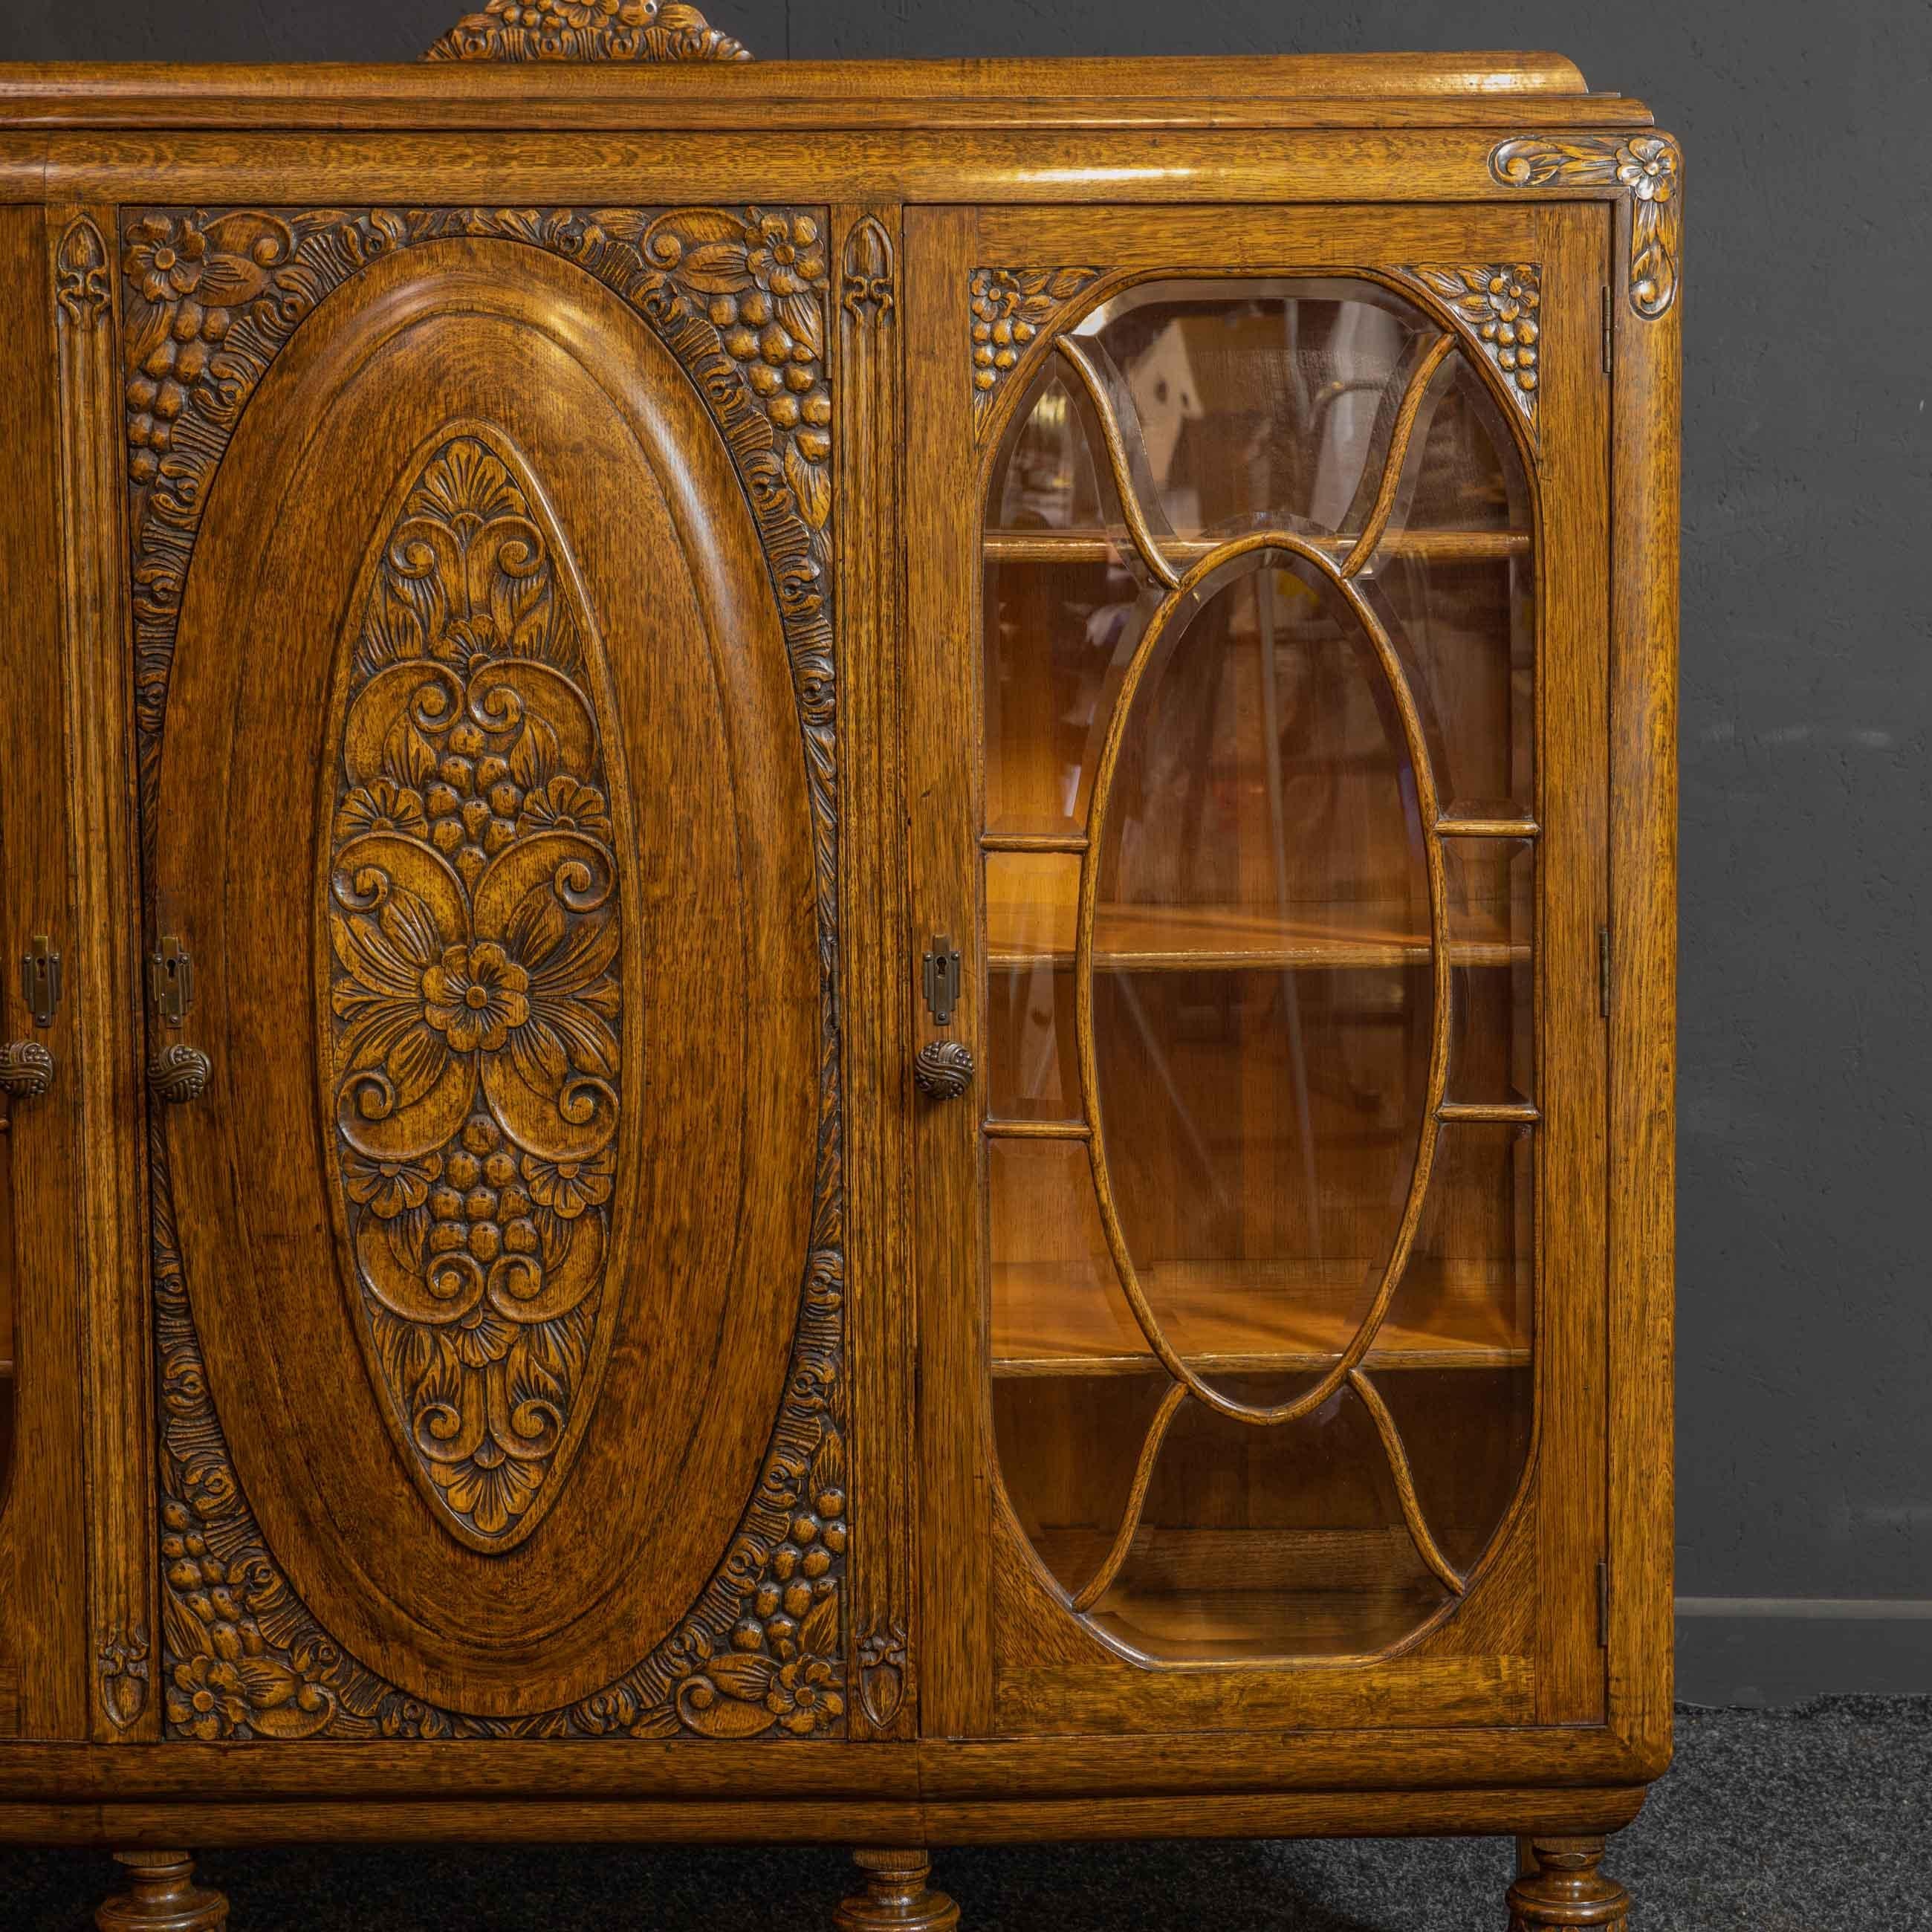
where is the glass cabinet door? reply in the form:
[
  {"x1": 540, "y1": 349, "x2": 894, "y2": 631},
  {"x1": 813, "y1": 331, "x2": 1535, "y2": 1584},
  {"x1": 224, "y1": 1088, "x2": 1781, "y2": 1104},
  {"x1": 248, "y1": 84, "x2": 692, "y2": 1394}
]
[{"x1": 912, "y1": 210, "x2": 1608, "y2": 1733}]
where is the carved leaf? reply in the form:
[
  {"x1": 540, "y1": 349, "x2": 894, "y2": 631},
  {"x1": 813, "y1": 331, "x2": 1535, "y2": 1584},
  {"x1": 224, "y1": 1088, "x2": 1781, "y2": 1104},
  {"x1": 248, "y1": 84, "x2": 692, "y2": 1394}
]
[
  {"x1": 423, "y1": 0, "x2": 752, "y2": 63},
  {"x1": 969, "y1": 264, "x2": 1103, "y2": 427}
]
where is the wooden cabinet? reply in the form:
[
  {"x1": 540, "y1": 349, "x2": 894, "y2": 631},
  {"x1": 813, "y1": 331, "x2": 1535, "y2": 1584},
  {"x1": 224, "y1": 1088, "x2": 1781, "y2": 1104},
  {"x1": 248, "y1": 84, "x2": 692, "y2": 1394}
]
[{"x1": 0, "y1": 16, "x2": 1677, "y2": 1931}]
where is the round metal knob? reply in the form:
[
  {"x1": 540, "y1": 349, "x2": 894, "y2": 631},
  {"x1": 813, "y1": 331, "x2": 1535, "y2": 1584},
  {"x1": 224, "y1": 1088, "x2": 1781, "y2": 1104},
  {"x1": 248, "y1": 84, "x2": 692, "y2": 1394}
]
[
  {"x1": 913, "y1": 1041, "x2": 975, "y2": 1101},
  {"x1": 148, "y1": 1043, "x2": 211, "y2": 1106},
  {"x1": 0, "y1": 1040, "x2": 55, "y2": 1100}
]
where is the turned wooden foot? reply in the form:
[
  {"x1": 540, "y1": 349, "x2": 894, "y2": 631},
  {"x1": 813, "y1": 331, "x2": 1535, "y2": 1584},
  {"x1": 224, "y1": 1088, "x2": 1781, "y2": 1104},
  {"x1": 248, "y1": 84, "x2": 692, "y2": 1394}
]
[
  {"x1": 834, "y1": 1848, "x2": 961, "y2": 1931},
  {"x1": 1508, "y1": 1835, "x2": 1630, "y2": 1930},
  {"x1": 95, "y1": 1851, "x2": 229, "y2": 1932}
]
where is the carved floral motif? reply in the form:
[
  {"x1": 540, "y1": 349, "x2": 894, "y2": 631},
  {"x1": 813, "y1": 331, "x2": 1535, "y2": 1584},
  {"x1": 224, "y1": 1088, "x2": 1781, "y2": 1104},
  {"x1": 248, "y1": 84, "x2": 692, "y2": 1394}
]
[
  {"x1": 1490, "y1": 134, "x2": 1682, "y2": 319},
  {"x1": 130, "y1": 204, "x2": 844, "y2": 1740},
  {"x1": 970, "y1": 266, "x2": 1101, "y2": 425},
  {"x1": 1407, "y1": 265, "x2": 1542, "y2": 424},
  {"x1": 424, "y1": 0, "x2": 751, "y2": 62},
  {"x1": 324, "y1": 432, "x2": 626, "y2": 1552}
]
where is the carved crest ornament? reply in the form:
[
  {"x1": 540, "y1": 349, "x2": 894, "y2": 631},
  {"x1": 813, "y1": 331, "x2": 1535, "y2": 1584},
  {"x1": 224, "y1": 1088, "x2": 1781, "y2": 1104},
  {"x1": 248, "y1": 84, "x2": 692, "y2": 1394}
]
[
  {"x1": 126, "y1": 201, "x2": 846, "y2": 1741},
  {"x1": 424, "y1": 0, "x2": 751, "y2": 62}
]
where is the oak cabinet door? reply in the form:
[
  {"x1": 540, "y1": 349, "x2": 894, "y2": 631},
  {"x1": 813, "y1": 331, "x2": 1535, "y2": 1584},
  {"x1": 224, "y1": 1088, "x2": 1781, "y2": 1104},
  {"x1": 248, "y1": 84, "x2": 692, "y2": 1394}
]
[
  {"x1": 137, "y1": 214, "x2": 846, "y2": 1737},
  {"x1": 910, "y1": 205, "x2": 1611, "y2": 1737}
]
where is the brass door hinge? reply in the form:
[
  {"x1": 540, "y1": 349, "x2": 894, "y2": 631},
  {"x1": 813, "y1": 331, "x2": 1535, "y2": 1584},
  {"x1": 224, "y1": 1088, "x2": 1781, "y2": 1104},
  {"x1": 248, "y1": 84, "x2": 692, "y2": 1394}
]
[
  {"x1": 149, "y1": 935, "x2": 194, "y2": 1028},
  {"x1": 1601, "y1": 285, "x2": 1613, "y2": 374},
  {"x1": 21, "y1": 934, "x2": 62, "y2": 1028},
  {"x1": 1597, "y1": 1559, "x2": 1610, "y2": 1647},
  {"x1": 1598, "y1": 926, "x2": 1612, "y2": 1020}
]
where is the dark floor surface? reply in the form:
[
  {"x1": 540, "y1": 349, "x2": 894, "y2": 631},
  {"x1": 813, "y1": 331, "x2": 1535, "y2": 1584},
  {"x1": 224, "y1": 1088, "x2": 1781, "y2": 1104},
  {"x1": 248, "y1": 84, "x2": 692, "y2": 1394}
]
[{"x1": 1, "y1": 1699, "x2": 1923, "y2": 1929}]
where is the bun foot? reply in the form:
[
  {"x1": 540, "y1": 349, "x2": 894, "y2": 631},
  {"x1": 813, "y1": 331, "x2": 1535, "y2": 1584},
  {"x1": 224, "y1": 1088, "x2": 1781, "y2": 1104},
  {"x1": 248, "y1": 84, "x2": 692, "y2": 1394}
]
[
  {"x1": 95, "y1": 1850, "x2": 230, "y2": 1931},
  {"x1": 834, "y1": 1848, "x2": 961, "y2": 1930},
  {"x1": 1508, "y1": 1834, "x2": 1630, "y2": 1929}
]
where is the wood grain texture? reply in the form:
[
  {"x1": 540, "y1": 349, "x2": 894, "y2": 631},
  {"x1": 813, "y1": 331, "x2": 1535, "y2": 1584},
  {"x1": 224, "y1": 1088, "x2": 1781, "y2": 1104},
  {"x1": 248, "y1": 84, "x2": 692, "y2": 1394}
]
[
  {"x1": 0, "y1": 202, "x2": 89, "y2": 1743},
  {"x1": 50, "y1": 202, "x2": 155, "y2": 1744},
  {"x1": 834, "y1": 202, "x2": 916, "y2": 1743}
]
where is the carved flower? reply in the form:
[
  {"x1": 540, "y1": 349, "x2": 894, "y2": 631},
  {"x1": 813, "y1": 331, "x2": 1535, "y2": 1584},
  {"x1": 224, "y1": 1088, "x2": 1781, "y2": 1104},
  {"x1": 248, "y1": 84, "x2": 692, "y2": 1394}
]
[
  {"x1": 421, "y1": 941, "x2": 532, "y2": 1055},
  {"x1": 166, "y1": 1653, "x2": 249, "y2": 1742},
  {"x1": 522, "y1": 1147, "x2": 615, "y2": 1219},
  {"x1": 769, "y1": 1656, "x2": 845, "y2": 1736},
  {"x1": 517, "y1": 775, "x2": 614, "y2": 846},
  {"x1": 436, "y1": 1448, "x2": 547, "y2": 1538},
  {"x1": 447, "y1": 1300, "x2": 518, "y2": 1367},
  {"x1": 343, "y1": 1149, "x2": 442, "y2": 1220},
  {"x1": 970, "y1": 266, "x2": 1100, "y2": 396},
  {"x1": 126, "y1": 215, "x2": 209, "y2": 303},
  {"x1": 745, "y1": 213, "x2": 826, "y2": 298},
  {"x1": 1616, "y1": 135, "x2": 1676, "y2": 204},
  {"x1": 336, "y1": 780, "x2": 430, "y2": 845}
]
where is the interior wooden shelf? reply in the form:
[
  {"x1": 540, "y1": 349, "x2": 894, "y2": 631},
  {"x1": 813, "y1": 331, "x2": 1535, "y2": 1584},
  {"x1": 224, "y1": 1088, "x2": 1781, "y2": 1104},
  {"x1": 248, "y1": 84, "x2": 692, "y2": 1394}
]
[
  {"x1": 984, "y1": 528, "x2": 1531, "y2": 566},
  {"x1": 1083, "y1": 1584, "x2": 1450, "y2": 1661},
  {"x1": 992, "y1": 1257, "x2": 1530, "y2": 1377},
  {"x1": 988, "y1": 898, "x2": 1526, "y2": 972}
]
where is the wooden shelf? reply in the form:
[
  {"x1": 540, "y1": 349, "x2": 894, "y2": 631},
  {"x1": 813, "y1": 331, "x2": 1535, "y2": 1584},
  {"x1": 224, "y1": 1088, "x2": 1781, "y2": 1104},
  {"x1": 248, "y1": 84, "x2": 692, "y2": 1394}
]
[
  {"x1": 985, "y1": 528, "x2": 1531, "y2": 567},
  {"x1": 988, "y1": 898, "x2": 1526, "y2": 973},
  {"x1": 992, "y1": 1257, "x2": 1529, "y2": 1377}
]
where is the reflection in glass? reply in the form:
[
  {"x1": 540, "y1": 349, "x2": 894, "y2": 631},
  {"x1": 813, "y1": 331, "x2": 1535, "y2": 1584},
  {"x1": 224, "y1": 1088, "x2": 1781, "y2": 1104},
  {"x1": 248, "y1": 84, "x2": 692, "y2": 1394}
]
[{"x1": 981, "y1": 276, "x2": 1540, "y2": 1662}]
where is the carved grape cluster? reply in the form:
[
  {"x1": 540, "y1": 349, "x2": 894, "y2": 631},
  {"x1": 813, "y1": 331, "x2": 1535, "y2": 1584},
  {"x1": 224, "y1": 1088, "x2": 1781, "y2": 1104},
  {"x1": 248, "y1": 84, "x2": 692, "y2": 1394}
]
[
  {"x1": 968, "y1": 265, "x2": 1103, "y2": 415},
  {"x1": 741, "y1": 1474, "x2": 846, "y2": 1664}
]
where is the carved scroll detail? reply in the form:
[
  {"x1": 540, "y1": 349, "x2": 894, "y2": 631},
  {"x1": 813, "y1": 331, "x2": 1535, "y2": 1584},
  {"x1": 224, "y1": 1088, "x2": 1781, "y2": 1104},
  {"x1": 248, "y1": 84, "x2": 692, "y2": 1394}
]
[
  {"x1": 970, "y1": 266, "x2": 1101, "y2": 428},
  {"x1": 1490, "y1": 134, "x2": 1681, "y2": 319},
  {"x1": 55, "y1": 216, "x2": 111, "y2": 328},
  {"x1": 842, "y1": 217, "x2": 895, "y2": 324},
  {"x1": 424, "y1": 0, "x2": 751, "y2": 62},
  {"x1": 1404, "y1": 265, "x2": 1541, "y2": 426},
  {"x1": 131, "y1": 204, "x2": 843, "y2": 1740}
]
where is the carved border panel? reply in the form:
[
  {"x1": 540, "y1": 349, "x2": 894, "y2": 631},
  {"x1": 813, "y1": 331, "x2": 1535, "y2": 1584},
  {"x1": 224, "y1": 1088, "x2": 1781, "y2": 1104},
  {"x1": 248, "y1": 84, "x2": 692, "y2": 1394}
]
[{"x1": 127, "y1": 205, "x2": 844, "y2": 1740}]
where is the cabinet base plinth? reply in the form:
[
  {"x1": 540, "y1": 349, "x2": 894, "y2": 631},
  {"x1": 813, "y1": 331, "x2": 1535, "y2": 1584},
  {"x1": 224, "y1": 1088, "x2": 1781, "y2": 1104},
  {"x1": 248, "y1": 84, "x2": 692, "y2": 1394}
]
[
  {"x1": 94, "y1": 1851, "x2": 229, "y2": 1932},
  {"x1": 834, "y1": 1849, "x2": 961, "y2": 1931},
  {"x1": 1507, "y1": 1835, "x2": 1630, "y2": 1930}
]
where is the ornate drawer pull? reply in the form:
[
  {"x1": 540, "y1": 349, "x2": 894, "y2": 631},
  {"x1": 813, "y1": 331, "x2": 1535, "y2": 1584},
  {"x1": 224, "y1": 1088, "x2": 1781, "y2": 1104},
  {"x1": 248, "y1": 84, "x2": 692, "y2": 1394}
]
[
  {"x1": 148, "y1": 1043, "x2": 211, "y2": 1106},
  {"x1": 913, "y1": 1042, "x2": 975, "y2": 1101},
  {"x1": 0, "y1": 1040, "x2": 55, "y2": 1101}
]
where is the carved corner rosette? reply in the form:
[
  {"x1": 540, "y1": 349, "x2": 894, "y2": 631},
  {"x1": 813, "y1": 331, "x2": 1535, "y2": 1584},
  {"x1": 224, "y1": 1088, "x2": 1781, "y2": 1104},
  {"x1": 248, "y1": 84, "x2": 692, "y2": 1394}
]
[
  {"x1": 424, "y1": 0, "x2": 751, "y2": 62},
  {"x1": 1490, "y1": 133, "x2": 1682, "y2": 319},
  {"x1": 970, "y1": 265, "x2": 1102, "y2": 429},
  {"x1": 131, "y1": 201, "x2": 845, "y2": 1741},
  {"x1": 1404, "y1": 265, "x2": 1541, "y2": 427}
]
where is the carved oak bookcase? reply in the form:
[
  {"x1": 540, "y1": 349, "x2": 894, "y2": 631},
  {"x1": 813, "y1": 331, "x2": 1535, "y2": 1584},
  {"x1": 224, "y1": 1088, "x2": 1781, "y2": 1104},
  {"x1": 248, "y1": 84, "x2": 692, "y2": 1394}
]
[{"x1": 0, "y1": 9, "x2": 1678, "y2": 1929}]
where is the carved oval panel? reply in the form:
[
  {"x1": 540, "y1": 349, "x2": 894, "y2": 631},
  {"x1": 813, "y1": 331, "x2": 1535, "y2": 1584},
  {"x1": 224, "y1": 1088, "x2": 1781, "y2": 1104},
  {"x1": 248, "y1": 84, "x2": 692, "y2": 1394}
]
[
  {"x1": 153, "y1": 239, "x2": 818, "y2": 1716},
  {"x1": 322, "y1": 427, "x2": 630, "y2": 1552}
]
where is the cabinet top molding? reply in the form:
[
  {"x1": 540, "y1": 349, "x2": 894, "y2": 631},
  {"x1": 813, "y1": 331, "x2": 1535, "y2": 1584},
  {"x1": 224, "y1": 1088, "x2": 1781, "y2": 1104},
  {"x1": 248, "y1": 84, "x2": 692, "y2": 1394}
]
[
  {"x1": 0, "y1": 53, "x2": 1656, "y2": 135},
  {"x1": 424, "y1": 0, "x2": 752, "y2": 64}
]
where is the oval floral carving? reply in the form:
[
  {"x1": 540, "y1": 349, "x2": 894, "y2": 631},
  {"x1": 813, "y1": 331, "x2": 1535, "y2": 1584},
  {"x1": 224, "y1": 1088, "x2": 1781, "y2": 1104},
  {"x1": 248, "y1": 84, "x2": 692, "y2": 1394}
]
[{"x1": 320, "y1": 427, "x2": 630, "y2": 1554}]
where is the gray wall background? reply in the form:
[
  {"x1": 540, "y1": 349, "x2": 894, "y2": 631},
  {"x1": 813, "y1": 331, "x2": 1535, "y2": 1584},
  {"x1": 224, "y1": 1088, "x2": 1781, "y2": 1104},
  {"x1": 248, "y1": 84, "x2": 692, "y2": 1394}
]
[{"x1": 16, "y1": 0, "x2": 1931, "y2": 1702}]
